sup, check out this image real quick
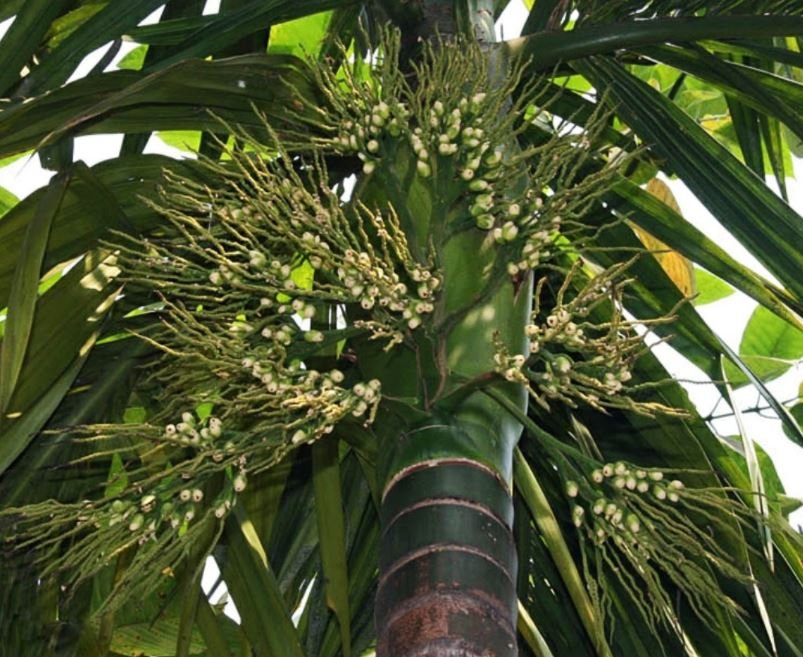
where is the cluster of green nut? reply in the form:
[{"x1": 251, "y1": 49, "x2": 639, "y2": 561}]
[
  {"x1": 527, "y1": 353, "x2": 576, "y2": 398},
  {"x1": 163, "y1": 411, "x2": 223, "y2": 446},
  {"x1": 104, "y1": 413, "x2": 253, "y2": 539},
  {"x1": 521, "y1": 301, "x2": 634, "y2": 401},
  {"x1": 207, "y1": 245, "x2": 307, "y2": 297},
  {"x1": 566, "y1": 463, "x2": 684, "y2": 544},
  {"x1": 280, "y1": 372, "x2": 382, "y2": 441},
  {"x1": 526, "y1": 307, "x2": 586, "y2": 354},
  {"x1": 206, "y1": 187, "x2": 442, "y2": 345},
  {"x1": 333, "y1": 99, "x2": 408, "y2": 174},
  {"x1": 335, "y1": 249, "x2": 440, "y2": 329},
  {"x1": 107, "y1": 483, "x2": 237, "y2": 541},
  {"x1": 412, "y1": 94, "x2": 570, "y2": 264},
  {"x1": 412, "y1": 94, "x2": 524, "y2": 234},
  {"x1": 494, "y1": 345, "x2": 632, "y2": 405},
  {"x1": 493, "y1": 351, "x2": 529, "y2": 384},
  {"x1": 506, "y1": 203, "x2": 561, "y2": 275},
  {"x1": 410, "y1": 94, "x2": 496, "y2": 184},
  {"x1": 239, "y1": 357, "x2": 382, "y2": 441},
  {"x1": 163, "y1": 414, "x2": 245, "y2": 484},
  {"x1": 208, "y1": 264, "x2": 238, "y2": 287},
  {"x1": 331, "y1": 86, "x2": 557, "y2": 245}
]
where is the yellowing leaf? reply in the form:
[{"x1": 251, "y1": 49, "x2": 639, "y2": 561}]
[{"x1": 633, "y1": 178, "x2": 696, "y2": 297}]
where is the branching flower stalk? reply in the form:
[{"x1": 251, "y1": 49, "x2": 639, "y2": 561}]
[
  {"x1": 558, "y1": 457, "x2": 755, "y2": 638},
  {"x1": 493, "y1": 258, "x2": 684, "y2": 415},
  {"x1": 0, "y1": 30, "x2": 754, "y2": 636},
  {"x1": 494, "y1": 384, "x2": 758, "y2": 645}
]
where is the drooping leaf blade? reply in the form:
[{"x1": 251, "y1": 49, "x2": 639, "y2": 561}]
[
  {"x1": 21, "y1": 0, "x2": 167, "y2": 94},
  {"x1": 581, "y1": 56, "x2": 803, "y2": 303},
  {"x1": 312, "y1": 437, "x2": 352, "y2": 657},
  {"x1": 0, "y1": 55, "x2": 322, "y2": 160},
  {"x1": 508, "y1": 15, "x2": 803, "y2": 72},
  {"x1": 223, "y1": 506, "x2": 305, "y2": 657},
  {"x1": 0, "y1": 251, "x2": 120, "y2": 474},
  {"x1": 0, "y1": 186, "x2": 18, "y2": 217},
  {"x1": 0, "y1": 171, "x2": 66, "y2": 413},
  {"x1": 511, "y1": 442, "x2": 612, "y2": 657},
  {"x1": 0, "y1": 0, "x2": 73, "y2": 96},
  {"x1": 0, "y1": 155, "x2": 198, "y2": 308}
]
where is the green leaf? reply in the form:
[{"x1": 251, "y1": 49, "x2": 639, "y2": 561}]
[
  {"x1": 741, "y1": 305, "x2": 803, "y2": 366},
  {"x1": 783, "y1": 401, "x2": 803, "y2": 442},
  {"x1": 0, "y1": 0, "x2": 73, "y2": 95},
  {"x1": 0, "y1": 251, "x2": 120, "y2": 474},
  {"x1": 580, "y1": 56, "x2": 803, "y2": 303},
  {"x1": 43, "y1": 2, "x2": 108, "y2": 50},
  {"x1": 312, "y1": 437, "x2": 352, "y2": 657},
  {"x1": 722, "y1": 373, "x2": 773, "y2": 569},
  {"x1": 517, "y1": 600, "x2": 556, "y2": 657},
  {"x1": 676, "y1": 82, "x2": 726, "y2": 120},
  {"x1": 23, "y1": 0, "x2": 167, "y2": 93},
  {"x1": 638, "y1": 43, "x2": 803, "y2": 144},
  {"x1": 0, "y1": 186, "x2": 18, "y2": 218},
  {"x1": 607, "y1": 176, "x2": 801, "y2": 323},
  {"x1": 176, "y1": 569, "x2": 203, "y2": 657},
  {"x1": 0, "y1": 56, "x2": 321, "y2": 160},
  {"x1": 724, "y1": 437, "x2": 787, "y2": 500},
  {"x1": 703, "y1": 37, "x2": 803, "y2": 71},
  {"x1": 238, "y1": 458, "x2": 294, "y2": 552},
  {"x1": 155, "y1": 130, "x2": 202, "y2": 153},
  {"x1": 0, "y1": 335, "x2": 149, "y2": 508},
  {"x1": 195, "y1": 595, "x2": 237, "y2": 657},
  {"x1": 749, "y1": 551, "x2": 803, "y2": 656},
  {"x1": 104, "y1": 452, "x2": 129, "y2": 498},
  {"x1": 694, "y1": 268, "x2": 735, "y2": 305},
  {"x1": 0, "y1": 355, "x2": 87, "y2": 477},
  {"x1": 0, "y1": 0, "x2": 25, "y2": 22},
  {"x1": 118, "y1": 44, "x2": 148, "y2": 71},
  {"x1": 522, "y1": 0, "x2": 563, "y2": 34},
  {"x1": 510, "y1": 442, "x2": 612, "y2": 657},
  {"x1": 119, "y1": 0, "x2": 207, "y2": 157},
  {"x1": 0, "y1": 172, "x2": 65, "y2": 413},
  {"x1": 110, "y1": 617, "x2": 206, "y2": 656},
  {"x1": 0, "y1": 155, "x2": 197, "y2": 309},
  {"x1": 509, "y1": 15, "x2": 803, "y2": 71},
  {"x1": 726, "y1": 94, "x2": 765, "y2": 180},
  {"x1": 223, "y1": 507, "x2": 305, "y2": 657},
  {"x1": 108, "y1": 594, "x2": 243, "y2": 657},
  {"x1": 760, "y1": 114, "x2": 789, "y2": 202},
  {"x1": 718, "y1": 340, "x2": 803, "y2": 448},
  {"x1": 724, "y1": 305, "x2": 803, "y2": 386},
  {"x1": 268, "y1": 10, "x2": 333, "y2": 58},
  {"x1": 123, "y1": 406, "x2": 147, "y2": 423},
  {"x1": 128, "y1": 0, "x2": 347, "y2": 68}
]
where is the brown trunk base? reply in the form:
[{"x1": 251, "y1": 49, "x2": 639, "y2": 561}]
[{"x1": 376, "y1": 460, "x2": 517, "y2": 657}]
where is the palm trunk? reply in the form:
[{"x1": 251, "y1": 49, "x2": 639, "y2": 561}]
[
  {"x1": 370, "y1": 208, "x2": 530, "y2": 656},
  {"x1": 374, "y1": 363, "x2": 529, "y2": 657},
  {"x1": 376, "y1": 450, "x2": 517, "y2": 656},
  {"x1": 370, "y1": 4, "x2": 528, "y2": 654}
]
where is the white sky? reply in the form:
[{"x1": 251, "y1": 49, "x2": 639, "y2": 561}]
[{"x1": 0, "y1": 1, "x2": 800, "y2": 617}]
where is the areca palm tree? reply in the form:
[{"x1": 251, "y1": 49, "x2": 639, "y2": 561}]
[{"x1": 1, "y1": 1, "x2": 802, "y2": 656}]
